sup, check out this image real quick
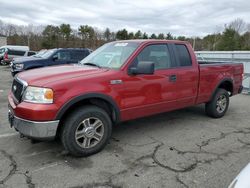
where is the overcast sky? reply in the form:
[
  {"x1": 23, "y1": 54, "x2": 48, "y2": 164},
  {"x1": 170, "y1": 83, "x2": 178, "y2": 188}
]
[{"x1": 0, "y1": 0, "x2": 249, "y2": 36}]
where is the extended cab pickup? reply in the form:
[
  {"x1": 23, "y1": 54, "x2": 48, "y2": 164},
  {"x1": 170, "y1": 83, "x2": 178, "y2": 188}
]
[{"x1": 8, "y1": 40, "x2": 244, "y2": 156}]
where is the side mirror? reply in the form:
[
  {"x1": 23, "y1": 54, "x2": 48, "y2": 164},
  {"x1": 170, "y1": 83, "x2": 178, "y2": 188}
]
[
  {"x1": 129, "y1": 61, "x2": 154, "y2": 75},
  {"x1": 52, "y1": 55, "x2": 58, "y2": 61}
]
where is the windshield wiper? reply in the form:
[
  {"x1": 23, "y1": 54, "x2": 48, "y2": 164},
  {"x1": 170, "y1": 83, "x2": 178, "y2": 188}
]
[{"x1": 83, "y1": 62, "x2": 101, "y2": 68}]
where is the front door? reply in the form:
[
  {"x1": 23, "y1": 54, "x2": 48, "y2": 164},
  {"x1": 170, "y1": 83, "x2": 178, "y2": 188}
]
[
  {"x1": 51, "y1": 50, "x2": 71, "y2": 66},
  {"x1": 119, "y1": 44, "x2": 179, "y2": 121}
]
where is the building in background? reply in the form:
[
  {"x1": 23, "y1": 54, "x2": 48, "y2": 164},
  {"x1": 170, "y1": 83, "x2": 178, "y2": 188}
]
[{"x1": 0, "y1": 35, "x2": 7, "y2": 47}]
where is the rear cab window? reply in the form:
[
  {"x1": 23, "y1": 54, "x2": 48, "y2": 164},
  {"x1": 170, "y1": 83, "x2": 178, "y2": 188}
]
[{"x1": 174, "y1": 44, "x2": 192, "y2": 67}]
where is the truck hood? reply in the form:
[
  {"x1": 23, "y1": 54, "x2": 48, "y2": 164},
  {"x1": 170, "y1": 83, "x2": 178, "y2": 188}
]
[{"x1": 17, "y1": 64, "x2": 109, "y2": 86}]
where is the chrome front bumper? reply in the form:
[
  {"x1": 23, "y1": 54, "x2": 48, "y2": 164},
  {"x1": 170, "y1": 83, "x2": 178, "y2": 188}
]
[{"x1": 8, "y1": 111, "x2": 59, "y2": 140}]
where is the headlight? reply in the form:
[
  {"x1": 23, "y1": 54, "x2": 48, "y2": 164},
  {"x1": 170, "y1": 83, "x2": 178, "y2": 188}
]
[
  {"x1": 23, "y1": 86, "x2": 54, "y2": 104},
  {"x1": 15, "y1": 63, "x2": 24, "y2": 70}
]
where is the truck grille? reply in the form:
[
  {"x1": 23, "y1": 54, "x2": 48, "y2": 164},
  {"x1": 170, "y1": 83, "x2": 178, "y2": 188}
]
[{"x1": 12, "y1": 78, "x2": 25, "y2": 102}]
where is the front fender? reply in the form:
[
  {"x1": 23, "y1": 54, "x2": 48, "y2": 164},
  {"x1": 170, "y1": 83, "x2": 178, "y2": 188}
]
[{"x1": 55, "y1": 92, "x2": 121, "y2": 123}]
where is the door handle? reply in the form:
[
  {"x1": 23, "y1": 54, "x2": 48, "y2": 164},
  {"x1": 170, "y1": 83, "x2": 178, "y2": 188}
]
[{"x1": 169, "y1": 75, "x2": 177, "y2": 82}]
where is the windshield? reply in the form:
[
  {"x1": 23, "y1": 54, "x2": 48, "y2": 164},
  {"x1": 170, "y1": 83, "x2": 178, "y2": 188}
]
[
  {"x1": 33, "y1": 50, "x2": 47, "y2": 57},
  {"x1": 80, "y1": 42, "x2": 139, "y2": 69},
  {"x1": 34, "y1": 49, "x2": 55, "y2": 58}
]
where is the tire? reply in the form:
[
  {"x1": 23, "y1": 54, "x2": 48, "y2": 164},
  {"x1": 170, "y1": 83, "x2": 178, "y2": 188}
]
[
  {"x1": 61, "y1": 105, "x2": 112, "y2": 157},
  {"x1": 205, "y1": 88, "x2": 229, "y2": 118}
]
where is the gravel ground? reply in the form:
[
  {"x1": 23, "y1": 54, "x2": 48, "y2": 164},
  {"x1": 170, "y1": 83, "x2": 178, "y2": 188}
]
[{"x1": 0, "y1": 65, "x2": 250, "y2": 188}]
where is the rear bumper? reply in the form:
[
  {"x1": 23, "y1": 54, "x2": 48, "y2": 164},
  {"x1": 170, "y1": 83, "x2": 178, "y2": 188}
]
[{"x1": 8, "y1": 110, "x2": 59, "y2": 140}]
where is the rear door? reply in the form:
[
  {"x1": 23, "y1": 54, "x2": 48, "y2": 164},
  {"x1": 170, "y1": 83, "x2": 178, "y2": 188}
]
[{"x1": 170, "y1": 43, "x2": 199, "y2": 108}]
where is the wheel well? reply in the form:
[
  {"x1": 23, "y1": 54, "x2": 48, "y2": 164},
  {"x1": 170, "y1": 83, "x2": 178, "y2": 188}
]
[
  {"x1": 56, "y1": 97, "x2": 118, "y2": 138},
  {"x1": 218, "y1": 81, "x2": 233, "y2": 96}
]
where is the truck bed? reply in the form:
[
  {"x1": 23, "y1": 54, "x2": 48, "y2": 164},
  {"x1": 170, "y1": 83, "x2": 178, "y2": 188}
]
[{"x1": 196, "y1": 62, "x2": 243, "y2": 104}]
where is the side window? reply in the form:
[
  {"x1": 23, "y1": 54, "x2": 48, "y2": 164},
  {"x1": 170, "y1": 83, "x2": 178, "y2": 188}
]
[
  {"x1": 136, "y1": 44, "x2": 172, "y2": 70},
  {"x1": 8, "y1": 50, "x2": 26, "y2": 56},
  {"x1": 71, "y1": 51, "x2": 86, "y2": 61},
  {"x1": 28, "y1": 51, "x2": 36, "y2": 56},
  {"x1": 175, "y1": 44, "x2": 192, "y2": 67},
  {"x1": 56, "y1": 51, "x2": 71, "y2": 60}
]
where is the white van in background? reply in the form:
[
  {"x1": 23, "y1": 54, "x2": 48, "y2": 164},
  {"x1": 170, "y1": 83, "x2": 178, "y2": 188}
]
[{"x1": 0, "y1": 45, "x2": 29, "y2": 52}]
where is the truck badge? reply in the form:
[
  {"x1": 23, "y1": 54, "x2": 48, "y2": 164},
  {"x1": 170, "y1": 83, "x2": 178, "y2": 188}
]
[{"x1": 110, "y1": 80, "x2": 123, "y2": 85}]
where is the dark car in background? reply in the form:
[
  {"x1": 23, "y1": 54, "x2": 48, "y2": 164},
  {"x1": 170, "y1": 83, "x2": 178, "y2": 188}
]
[{"x1": 10, "y1": 48, "x2": 92, "y2": 76}]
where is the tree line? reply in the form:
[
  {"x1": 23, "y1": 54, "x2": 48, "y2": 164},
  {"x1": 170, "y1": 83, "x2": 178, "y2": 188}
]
[{"x1": 0, "y1": 18, "x2": 249, "y2": 51}]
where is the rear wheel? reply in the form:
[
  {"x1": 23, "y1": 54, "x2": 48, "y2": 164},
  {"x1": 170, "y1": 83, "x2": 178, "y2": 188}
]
[
  {"x1": 205, "y1": 88, "x2": 229, "y2": 118},
  {"x1": 61, "y1": 105, "x2": 112, "y2": 157}
]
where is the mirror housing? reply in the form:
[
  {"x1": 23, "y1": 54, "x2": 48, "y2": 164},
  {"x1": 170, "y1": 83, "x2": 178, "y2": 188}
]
[{"x1": 129, "y1": 61, "x2": 154, "y2": 75}]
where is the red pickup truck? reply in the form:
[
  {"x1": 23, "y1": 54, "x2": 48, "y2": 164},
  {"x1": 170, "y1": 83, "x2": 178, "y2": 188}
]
[{"x1": 8, "y1": 40, "x2": 243, "y2": 156}]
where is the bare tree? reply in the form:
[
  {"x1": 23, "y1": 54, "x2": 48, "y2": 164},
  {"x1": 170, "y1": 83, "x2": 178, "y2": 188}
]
[
  {"x1": 228, "y1": 18, "x2": 246, "y2": 33},
  {"x1": 247, "y1": 23, "x2": 250, "y2": 32}
]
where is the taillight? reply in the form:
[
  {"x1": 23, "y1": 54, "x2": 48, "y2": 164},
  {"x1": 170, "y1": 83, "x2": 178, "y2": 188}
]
[{"x1": 4, "y1": 52, "x2": 8, "y2": 60}]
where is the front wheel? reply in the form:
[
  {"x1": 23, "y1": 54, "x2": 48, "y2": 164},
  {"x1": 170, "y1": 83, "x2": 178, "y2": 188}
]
[
  {"x1": 205, "y1": 88, "x2": 229, "y2": 118},
  {"x1": 61, "y1": 105, "x2": 112, "y2": 157}
]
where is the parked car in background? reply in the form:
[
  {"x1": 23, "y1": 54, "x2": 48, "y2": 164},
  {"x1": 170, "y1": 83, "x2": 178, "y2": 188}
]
[
  {"x1": 10, "y1": 48, "x2": 92, "y2": 76},
  {"x1": 8, "y1": 40, "x2": 243, "y2": 157},
  {"x1": 0, "y1": 45, "x2": 29, "y2": 54},
  {"x1": 0, "y1": 45, "x2": 30, "y2": 64},
  {"x1": 1, "y1": 50, "x2": 36, "y2": 65},
  {"x1": 0, "y1": 45, "x2": 34, "y2": 65},
  {"x1": 10, "y1": 49, "x2": 47, "y2": 66}
]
